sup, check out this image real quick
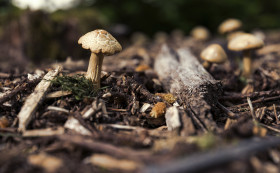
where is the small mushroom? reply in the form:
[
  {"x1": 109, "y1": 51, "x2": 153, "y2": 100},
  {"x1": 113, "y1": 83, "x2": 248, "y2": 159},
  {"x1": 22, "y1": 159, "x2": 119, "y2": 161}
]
[
  {"x1": 228, "y1": 33, "x2": 264, "y2": 78},
  {"x1": 78, "y1": 29, "x2": 122, "y2": 89},
  {"x1": 190, "y1": 26, "x2": 210, "y2": 41},
  {"x1": 218, "y1": 18, "x2": 242, "y2": 35},
  {"x1": 200, "y1": 44, "x2": 228, "y2": 70}
]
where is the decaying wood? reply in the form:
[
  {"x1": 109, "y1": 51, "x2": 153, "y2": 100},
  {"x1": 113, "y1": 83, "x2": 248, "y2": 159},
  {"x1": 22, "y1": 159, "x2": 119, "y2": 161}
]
[
  {"x1": 154, "y1": 45, "x2": 221, "y2": 132},
  {"x1": 17, "y1": 66, "x2": 62, "y2": 132}
]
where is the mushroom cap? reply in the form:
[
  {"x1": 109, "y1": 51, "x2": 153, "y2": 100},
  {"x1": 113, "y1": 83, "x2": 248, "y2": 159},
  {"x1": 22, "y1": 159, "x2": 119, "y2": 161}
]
[
  {"x1": 226, "y1": 31, "x2": 245, "y2": 41},
  {"x1": 190, "y1": 26, "x2": 210, "y2": 41},
  {"x1": 78, "y1": 29, "x2": 122, "y2": 55},
  {"x1": 200, "y1": 44, "x2": 228, "y2": 63},
  {"x1": 228, "y1": 33, "x2": 264, "y2": 51},
  {"x1": 218, "y1": 18, "x2": 242, "y2": 34}
]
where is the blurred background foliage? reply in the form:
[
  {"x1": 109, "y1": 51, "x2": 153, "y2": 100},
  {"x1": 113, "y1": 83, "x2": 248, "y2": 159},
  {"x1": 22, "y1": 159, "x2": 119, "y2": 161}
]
[{"x1": 0, "y1": 0, "x2": 280, "y2": 68}]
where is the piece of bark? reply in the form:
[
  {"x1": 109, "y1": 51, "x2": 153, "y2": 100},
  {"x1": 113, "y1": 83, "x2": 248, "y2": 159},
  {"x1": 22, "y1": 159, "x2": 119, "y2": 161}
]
[
  {"x1": 154, "y1": 45, "x2": 221, "y2": 132},
  {"x1": 17, "y1": 66, "x2": 62, "y2": 132}
]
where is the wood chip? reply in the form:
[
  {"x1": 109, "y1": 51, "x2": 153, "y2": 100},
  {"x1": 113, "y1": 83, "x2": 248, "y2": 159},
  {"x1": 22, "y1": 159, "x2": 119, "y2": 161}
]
[
  {"x1": 47, "y1": 106, "x2": 69, "y2": 113},
  {"x1": 64, "y1": 116, "x2": 91, "y2": 136},
  {"x1": 28, "y1": 153, "x2": 63, "y2": 172},
  {"x1": 82, "y1": 99, "x2": 108, "y2": 119},
  {"x1": 46, "y1": 90, "x2": 72, "y2": 98},
  {"x1": 17, "y1": 66, "x2": 62, "y2": 132},
  {"x1": 84, "y1": 154, "x2": 141, "y2": 171},
  {"x1": 140, "y1": 103, "x2": 151, "y2": 113},
  {"x1": 23, "y1": 127, "x2": 65, "y2": 137},
  {"x1": 104, "y1": 124, "x2": 139, "y2": 131}
]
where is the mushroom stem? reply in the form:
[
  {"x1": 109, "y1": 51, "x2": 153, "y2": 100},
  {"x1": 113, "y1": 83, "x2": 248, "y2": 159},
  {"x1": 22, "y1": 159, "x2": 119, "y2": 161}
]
[
  {"x1": 242, "y1": 50, "x2": 252, "y2": 78},
  {"x1": 202, "y1": 61, "x2": 212, "y2": 70},
  {"x1": 86, "y1": 53, "x2": 104, "y2": 89}
]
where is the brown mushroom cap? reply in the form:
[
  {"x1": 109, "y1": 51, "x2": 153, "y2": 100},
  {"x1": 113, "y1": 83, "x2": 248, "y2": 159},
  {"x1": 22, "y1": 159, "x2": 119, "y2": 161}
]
[
  {"x1": 190, "y1": 26, "x2": 210, "y2": 41},
  {"x1": 200, "y1": 44, "x2": 228, "y2": 63},
  {"x1": 78, "y1": 29, "x2": 122, "y2": 55},
  {"x1": 218, "y1": 18, "x2": 242, "y2": 34},
  {"x1": 228, "y1": 33, "x2": 264, "y2": 51}
]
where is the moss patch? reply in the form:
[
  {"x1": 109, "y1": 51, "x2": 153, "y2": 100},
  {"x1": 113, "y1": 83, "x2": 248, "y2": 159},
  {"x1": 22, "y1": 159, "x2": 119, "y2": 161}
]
[{"x1": 51, "y1": 74, "x2": 101, "y2": 100}]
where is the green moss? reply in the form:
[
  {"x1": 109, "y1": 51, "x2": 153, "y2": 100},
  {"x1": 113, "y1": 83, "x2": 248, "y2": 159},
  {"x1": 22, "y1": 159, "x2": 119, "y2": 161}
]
[{"x1": 51, "y1": 74, "x2": 104, "y2": 100}]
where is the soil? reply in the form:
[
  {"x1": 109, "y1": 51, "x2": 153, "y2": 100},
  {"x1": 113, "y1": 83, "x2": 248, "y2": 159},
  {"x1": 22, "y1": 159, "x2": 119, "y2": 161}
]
[{"x1": 1, "y1": 31, "x2": 280, "y2": 173}]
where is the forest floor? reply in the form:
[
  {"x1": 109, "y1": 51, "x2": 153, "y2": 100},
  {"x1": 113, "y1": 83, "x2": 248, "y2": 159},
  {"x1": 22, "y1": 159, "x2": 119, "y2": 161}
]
[{"x1": 1, "y1": 31, "x2": 280, "y2": 173}]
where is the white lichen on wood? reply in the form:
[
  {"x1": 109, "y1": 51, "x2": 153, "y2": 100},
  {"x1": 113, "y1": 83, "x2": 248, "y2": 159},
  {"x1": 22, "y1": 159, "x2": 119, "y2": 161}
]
[{"x1": 18, "y1": 66, "x2": 62, "y2": 132}]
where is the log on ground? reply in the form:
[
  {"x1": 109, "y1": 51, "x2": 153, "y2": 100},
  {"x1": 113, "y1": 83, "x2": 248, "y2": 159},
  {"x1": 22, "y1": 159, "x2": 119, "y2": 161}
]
[{"x1": 154, "y1": 44, "x2": 222, "y2": 132}]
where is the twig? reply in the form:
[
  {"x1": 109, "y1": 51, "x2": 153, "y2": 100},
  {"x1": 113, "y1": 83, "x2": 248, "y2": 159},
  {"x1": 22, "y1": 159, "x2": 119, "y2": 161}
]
[
  {"x1": 258, "y1": 107, "x2": 266, "y2": 121},
  {"x1": 17, "y1": 66, "x2": 62, "y2": 132},
  {"x1": 216, "y1": 102, "x2": 239, "y2": 119},
  {"x1": 182, "y1": 103, "x2": 207, "y2": 132},
  {"x1": 102, "y1": 124, "x2": 139, "y2": 131},
  {"x1": 221, "y1": 90, "x2": 280, "y2": 101},
  {"x1": 247, "y1": 97, "x2": 256, "y2": 120},
  {"x1": 230, "y1": 95, "x2": 280, "y2": 108},
  {"x1": 259, "y1": 123, "x2": 280, "y2": 133},
  {"x1": 107, "y1": 108, "x2": 127, "y2": 112},
  {"x1": 273, "y1": 104, "x2": 279, "y2": 124},
  {"x1": 57, "y1": 134, "x2": 150, "y2": 162},
  {"x1": 47, "y1": 106, "x2": 69, "y2": 113}
]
